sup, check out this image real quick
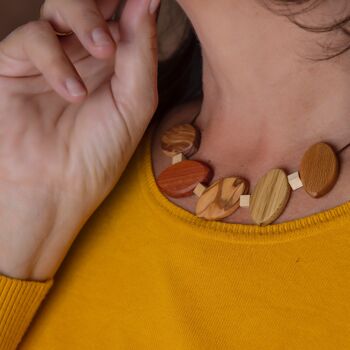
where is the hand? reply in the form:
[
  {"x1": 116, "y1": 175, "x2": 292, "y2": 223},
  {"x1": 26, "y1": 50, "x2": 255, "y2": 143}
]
[{"x1": 0, "y1": 0, "x2": 159, "y2": 281}]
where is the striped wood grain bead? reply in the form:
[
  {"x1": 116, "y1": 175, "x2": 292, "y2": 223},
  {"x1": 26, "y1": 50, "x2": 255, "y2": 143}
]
[
  {"x1": 156, "y1": 160, "x2": 213, "y2": 198},
  {"x1": 161, "y1": 124, "x2": 201, "y2": 158},
  {"x1": 299, "y1": 143, "x2": 339, "y2": 198},
  {"x1": 196, "y1": 177, "x2": 249, "y2": 220},
  {"x1": 250, "y1": 169, "x2": 291, "y2": 226}
]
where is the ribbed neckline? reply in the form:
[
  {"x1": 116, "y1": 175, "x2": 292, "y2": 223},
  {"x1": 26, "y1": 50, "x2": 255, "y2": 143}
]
[{"x1": 137, "y1": 124, "x2": 350, "y2": 243}]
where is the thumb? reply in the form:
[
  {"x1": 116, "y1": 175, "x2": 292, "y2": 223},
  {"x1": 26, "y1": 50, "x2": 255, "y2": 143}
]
[{"x1": 111, "y1": 0, "x2": 160, "y2": 119}]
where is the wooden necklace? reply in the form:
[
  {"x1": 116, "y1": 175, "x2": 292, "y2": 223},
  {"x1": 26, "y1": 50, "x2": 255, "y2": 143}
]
[{"x1": 156, "y1": 115, "x2": 349, "y2": 226}]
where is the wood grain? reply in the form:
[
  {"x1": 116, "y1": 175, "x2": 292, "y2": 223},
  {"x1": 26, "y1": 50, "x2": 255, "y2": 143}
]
[
  {"x1": 196, "y1": 177, "x2": 249, "y2": 220},
  {"x1": 299, "y1": 143, "x2": 339, "y2": 198},
  {"x1": 157, "y1": 160, "x2": 213, "y2": 198},
  {"x1": 250, "y1": 169, "x2": 291, "y2": 226},
  {"x1": 161, "y1": 124, "x2": 201, "y2": 157}
]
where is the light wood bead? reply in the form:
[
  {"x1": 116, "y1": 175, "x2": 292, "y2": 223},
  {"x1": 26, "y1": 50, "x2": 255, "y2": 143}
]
[
  {"x1": 194, "y1": 183, "x2": 207, "y2": 198},
  {"x1": 299, "y1": 143, "x2": 339, "y2": 198},
  {"x1": 157, "y1": 160, "x2": 213, "y2": 198},
  {"x1": 288, "y1": 172, "x2": 304, "y2": 191},
  {"x1": 196, "y1": 177, "x2": 249, "y2": 221},
  {"x1": 240, "y1": 195, "x2": 251, "y2": 208},
  {"x1": 161, "y1": 124, "x2": 201, "y2": 158},
  {"x1": 172, "y1": 153, "x2": 185, "y2": 165},
  {"x1": 250, "y1": 169, "x2": 291, "y2": 226}
]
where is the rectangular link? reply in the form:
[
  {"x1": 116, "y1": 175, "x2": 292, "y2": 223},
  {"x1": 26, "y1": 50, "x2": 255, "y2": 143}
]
[
  {"x1": 172, "y1": 153, "x2": 185, "y2": 165},
  {"x1": 193, "y1": 183, "x2": 207, "y2": 198},
  {"x1": 240, "y1": 195, "x2": 251, "y2": 208},
  {"x1": 288, "y1": 172, "x2": 304, "y2": 191}
]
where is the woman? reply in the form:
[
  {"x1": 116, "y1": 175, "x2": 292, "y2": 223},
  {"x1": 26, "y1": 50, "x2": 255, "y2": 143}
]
[{"x1": 0, "y1": 0, "x2": 349, "y2": 348}]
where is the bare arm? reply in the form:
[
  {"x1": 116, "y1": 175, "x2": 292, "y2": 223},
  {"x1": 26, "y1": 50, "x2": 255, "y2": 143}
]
[{"x1": 0, "y1": 0, "x2": 160, "y2": 281}]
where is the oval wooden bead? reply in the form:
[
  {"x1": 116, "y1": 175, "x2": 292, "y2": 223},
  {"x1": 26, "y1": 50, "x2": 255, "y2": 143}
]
[
  {"x1": 161, "y1": 124, "x2": 201, "y2": 158},
  {"x1": 196, "y1": 177, "x2": 249, "y2": 221},
  {"x1": 299, "y1": 143, "x2": 339, "y2": 198},
  {"x1": 250, "y1": 169, "x2": 291, "y2": 226},
  {"x1": 157, "y1": 160, "x2": 213, "y2": 198}
]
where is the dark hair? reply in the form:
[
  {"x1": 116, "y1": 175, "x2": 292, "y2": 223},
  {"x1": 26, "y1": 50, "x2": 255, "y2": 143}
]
[{"x1": 155, "y1": 0, "x2": 350, "y2": 117}]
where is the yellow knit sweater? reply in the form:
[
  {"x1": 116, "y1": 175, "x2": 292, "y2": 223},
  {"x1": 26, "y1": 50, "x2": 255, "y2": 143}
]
[{"x1": 1, "y1": 125, "x2": 350, "y2": 350}]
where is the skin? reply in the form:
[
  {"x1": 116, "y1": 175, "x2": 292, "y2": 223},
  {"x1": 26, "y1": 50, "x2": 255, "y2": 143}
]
[
  {"x1": 0, "y1": 0, "x2": 160, "y2": 281},
  {"x1": 152, "y1": 0, "x2": 350, "y2": 224},
  {"x1": 0, "y1": 0, "x2": 349, "y2": 281}
]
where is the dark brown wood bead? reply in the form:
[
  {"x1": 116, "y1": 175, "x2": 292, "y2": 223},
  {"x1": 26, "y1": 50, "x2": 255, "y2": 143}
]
[
  {"x1": 161, "y1": 124, "x2": 201, "y2": 158},
  {"x1": 300, "y1": 143, "x2": 339, "y2": 198},
  {"x1": 250, "y1": 169, "x2": 291, "y2": 226},
  {"x1": 196, "y1": 177, "x2": 249, "y2": 220},
  {"x1": 157, "y1": 160, "x2": 213, "y2": 198}
]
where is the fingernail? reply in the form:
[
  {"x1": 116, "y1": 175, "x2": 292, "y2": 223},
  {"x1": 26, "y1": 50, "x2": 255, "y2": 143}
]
[
  {"x1": 65, "y1": 77, "x2": 86, "y2": 97},
  {"x1": 149, "y1": 0, "x2": 161, "y2": 14},
  {"x1": 91, "y1": 28, "x2": 113, "y2": 47}
]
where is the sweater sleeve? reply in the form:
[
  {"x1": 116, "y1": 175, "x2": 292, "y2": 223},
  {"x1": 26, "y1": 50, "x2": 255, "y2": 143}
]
[{"x1": 0, "y1": 275, "x2": 53, "y2": 350}]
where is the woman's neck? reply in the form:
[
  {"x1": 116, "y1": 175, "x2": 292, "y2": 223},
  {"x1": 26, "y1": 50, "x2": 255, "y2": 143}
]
[{"x1": 178, "y1": 0, "x2": 350, "y2": 172}]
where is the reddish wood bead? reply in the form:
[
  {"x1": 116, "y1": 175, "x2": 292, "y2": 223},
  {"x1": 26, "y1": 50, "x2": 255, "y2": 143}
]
[
  {"x1": 157, "y1": 160, "x2": 213, "y2": 198},
  {"x1": 300, "y1": 143, "x2": 339, "y2": 198}
]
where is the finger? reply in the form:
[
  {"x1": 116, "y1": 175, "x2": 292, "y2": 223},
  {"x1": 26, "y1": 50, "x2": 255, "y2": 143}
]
[
  {"x1": 71, "y1": 22, "x2": 120, "y2": 92},
  {"x1": 59, "y1": 34, "x2": 90, "y2": 64},
  {"x1": 112, "y1": 0, "x2": 161, "y2": 118},
  {"x1": 41, "y1": 0, "x2": 118, "y2": 59},
  {"x1": 0, "y1": 21, "x2": 87, "y2": 103}
]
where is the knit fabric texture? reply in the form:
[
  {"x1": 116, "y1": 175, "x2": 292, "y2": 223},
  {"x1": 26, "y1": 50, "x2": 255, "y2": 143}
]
[{"x1": 1, "y1": 126, "x2": 350, "y2": 349}]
